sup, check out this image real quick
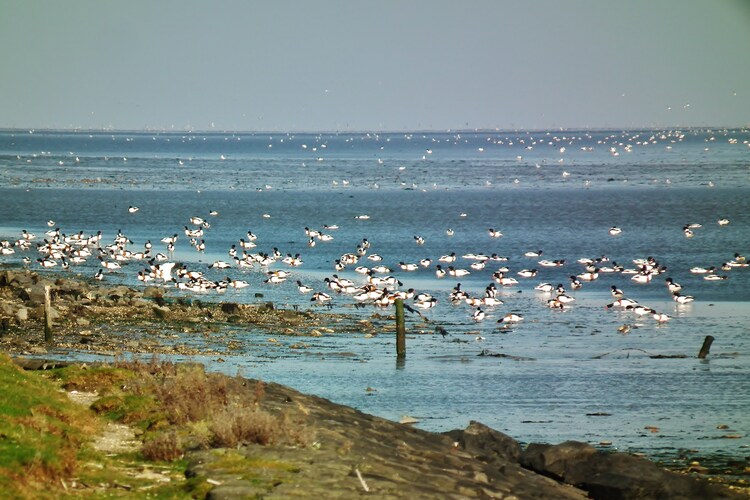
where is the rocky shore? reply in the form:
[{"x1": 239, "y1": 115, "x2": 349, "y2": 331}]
[
  {"x1": 9, "y1": 356, "x2": 748, "y2": 499},
  {"x1": 0, "y1": 267, "x2": 368, "y2": 357},
  {"x1": 1, "y1": 268, "x2": 749, "y2": 498},
  {"x1": 164, "y1": 383, "x2": 748, "y2": 499}
]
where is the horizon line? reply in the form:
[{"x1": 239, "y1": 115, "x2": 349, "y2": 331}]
[{"x1": 1, "y1": 124, "x2": 748, "y2": 136}]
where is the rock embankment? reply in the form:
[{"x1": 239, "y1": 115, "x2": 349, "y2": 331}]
[{"x1": 164, "y1": 379, "x2": 747, "y2": 499}]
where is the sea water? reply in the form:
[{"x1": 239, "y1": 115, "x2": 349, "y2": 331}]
[{"x1": 0, "y1": 128, "x2": 748, "y2": 465}]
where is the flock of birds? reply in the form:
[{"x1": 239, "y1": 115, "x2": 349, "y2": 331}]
[{"x1": 1, "y1": 208, "x2": 747, "y2": 335}]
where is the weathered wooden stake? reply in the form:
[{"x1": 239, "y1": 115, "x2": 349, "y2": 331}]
[
  {"x1": 697, "y1": 335, "x2": 714, "y2": 359},
  {"x1": 395, "y1": 298, "x2": 406, "y2": 358},
  {"x1": 44, "y1": 285, "x2": 53, "y2": 344}
]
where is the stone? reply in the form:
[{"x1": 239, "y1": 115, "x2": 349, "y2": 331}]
[
  {"x1": 5, "y1": 271, "x2": 33, "y2": 289},
  {"x1": 572, "y1": 451, "x2": 745, "y2": 499},
  {"x1": 220, "y1": 302, "x2": 241, "y2": 315},
  {"x1": 520, "y1": 441, "x2": 744, "y2": 499},
  {"x1": 206, "y1": 481, "x2": 261, "y2": 500},
  {"x1": 56, "y1": 280, "x2": 88, "y2": 298},
  {"x1": 445, "y1": 420, "x2": 522, "y2": 463},
  {"x1": 152, "y1": 305, "x2": 170, "y2": 318},
  {"x1": 0, "y1": 270, "x2": 12, "y2": 286},
  {"x1": 18, "y1": 274, "x2": 35, "y2": 288},
  {"x1": 143, "y1": 287, "x2": 163, "y2": 299},
  {"x1": 107, "y1": 286, "x2": 133, "y2": 300},
  {"x1": 32, "y1": 305, "x2": 60, "y2": 321},
  {"x1": 15, "y1": 307, "x2": 29, "y2": 322},
  {"x1": 520, "y1": 441, "x2": 597, "y2": 481},
  {"x1": 27, "y1": 282, "x2": 55, "y2": 305}
]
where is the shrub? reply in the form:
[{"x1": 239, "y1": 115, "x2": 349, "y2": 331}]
[
  {"x1": 210, "y1": 406, "x2": 278, "y2": 448},
  {"x1": 141, "y1": 431, "x2": 183, "y2": 462}
]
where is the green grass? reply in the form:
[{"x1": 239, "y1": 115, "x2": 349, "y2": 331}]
[
  {"x1": 0, "y1": 354, "x2": 314, "y2": 498},
  {"x1": 0, "y1": 353, "x2": 95, "y2": 496},
  {"x1": 0, "y1": 355, "x2": 192, "y2": 498}
]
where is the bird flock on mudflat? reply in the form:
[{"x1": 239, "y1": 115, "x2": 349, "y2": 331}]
[{"x1": 1, "y1": 210, "x2": 747, "y2": 333}]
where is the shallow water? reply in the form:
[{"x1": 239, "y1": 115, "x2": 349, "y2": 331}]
[{"x1": 0, "y1": 128, "x2": 748, "y2": 463}]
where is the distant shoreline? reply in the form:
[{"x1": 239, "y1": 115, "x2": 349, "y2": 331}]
[{"x1": 2, "y1": 125, "x2": 748, "y2": 135}]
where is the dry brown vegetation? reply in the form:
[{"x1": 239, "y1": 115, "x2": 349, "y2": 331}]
[{"x1": 58, "y1": 356, "x2": 315, "y2": 462}]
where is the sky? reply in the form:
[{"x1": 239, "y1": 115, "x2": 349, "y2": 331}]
[{"x1": 1, "y1": 0, "x2": 749, "y2": 132}]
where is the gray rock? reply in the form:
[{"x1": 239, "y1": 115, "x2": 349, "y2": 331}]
[
  {"x1": 520, "y1": 441, "x2": 597, "y2": 480},
  {"x1": 206, "y1": 481, "x2": 262, "y2": 500},
  {"x1": 569, "y1": 451, "x2": 744, "y2": 499},
  {"x1": 57, "y1": 280, "x2": 89, "y2": 298},
  {"x1": 19, "y1": 275, "x2": 35, "y2": 288},
  {"x1": 15, "y1": 307, "x2": 29, "y2": 322},
  {"x1": 143, "y1": 287, "x2": 163, "y2": 299},
  {"x1": 27, "y1": 284, "x2": 48, "y2": 305},
  {"x1": 32, "y1": 305, "x2": 60, "y2": 321},
  {"x1": 2, "y1": 270, "x2": 32, "y2": 288},
  {"x1": 107, "y1": 285, "x2": 133, "y2": 300},
  {"x1": 0, "y1": 270, "x2": 13, "y2": 286},
  {"x1": 130, "y1": 298, "x2": 151, "y2": 308},
  {"x1": 220, "y1": 302, "x2": 241, "y2": 315},
  {"x1": 520, "y1": 441, "x2": 744, "y2": 499},
  {"x1": 445, "y1": 420, "x2": 522, "y2": 463},
  {"x1": 152, "y1": 304, "x2": 170, "y2": 318}
]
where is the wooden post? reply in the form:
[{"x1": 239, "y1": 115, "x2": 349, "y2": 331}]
[
  {"x1": 395, "y1": 298, "x2": 406, "y2": 359},
  {"x1": 698, "y1": 335, "x2": 714, "y2": 359},
  {"x1": 44, "y1": 285, "x2": 53, "y2": 344}
]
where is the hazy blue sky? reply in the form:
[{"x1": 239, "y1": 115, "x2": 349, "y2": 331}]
[{"x1": 1, "y1": 1, "x2": 749, "y2": 131}]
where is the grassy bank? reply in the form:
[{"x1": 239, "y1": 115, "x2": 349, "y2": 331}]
[
  {"x1": 0, "y1": 353, "x2": 314, "y2": 498},
  {"x1": 0, "y1": 353, "x2": 96, "y2": 496}
]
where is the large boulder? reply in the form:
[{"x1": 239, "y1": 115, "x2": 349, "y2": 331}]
[
  {"x1": 55, "y1": 279, "x2": 90, "y2": 299},
  {"x1": 0, "y1": 270, "x2": 33, "y2": 288},
  {"x1": 520, "y1": 441, "x2": 744, "y2": 499},
  {"x1": 444, "y1": 420, "x2": 522, "y2": 463},
  {"x1": 0, "y1": 270, "x2": 14, "y2": 287},
  {"x1": 520, "y1": 441, "x2": 597, "y2": 480}
]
